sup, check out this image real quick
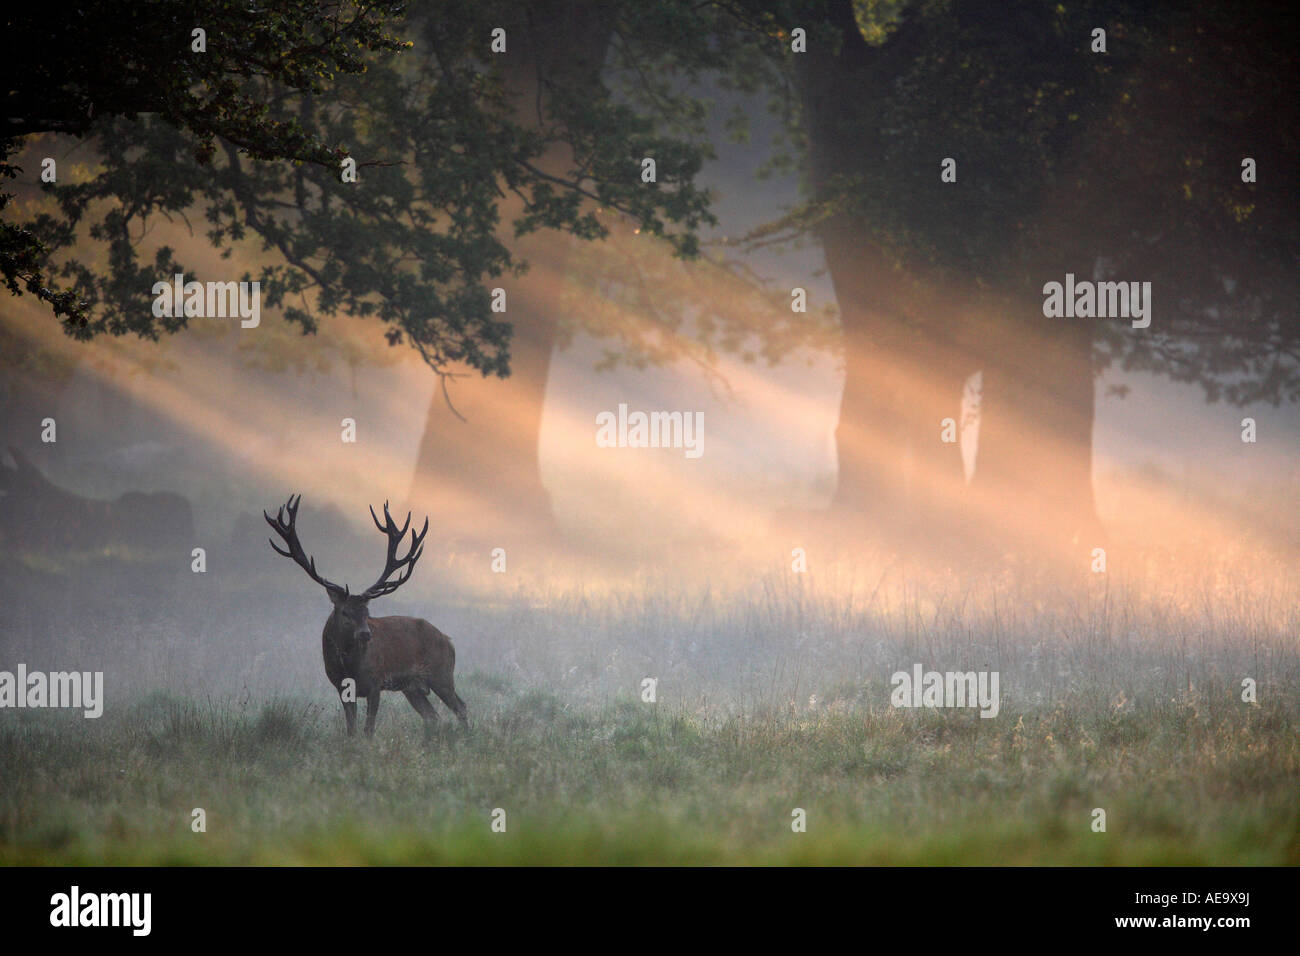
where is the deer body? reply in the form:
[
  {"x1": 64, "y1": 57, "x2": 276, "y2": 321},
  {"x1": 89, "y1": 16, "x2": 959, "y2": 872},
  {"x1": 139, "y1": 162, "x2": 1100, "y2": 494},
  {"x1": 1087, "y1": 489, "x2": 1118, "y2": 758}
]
[
  {"x1": 322, "y1": 612, "x2": 467, "y2": 736},
  {"x1": 266, "y1": 494, "x2": 467, "y2": 737}
]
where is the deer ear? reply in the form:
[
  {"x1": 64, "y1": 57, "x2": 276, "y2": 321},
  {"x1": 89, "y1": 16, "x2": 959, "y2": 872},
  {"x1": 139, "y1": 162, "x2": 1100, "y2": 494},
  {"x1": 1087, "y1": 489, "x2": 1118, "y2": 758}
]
[{"x1": 326, "y1": 585, "x2": 347, "y2": 606}]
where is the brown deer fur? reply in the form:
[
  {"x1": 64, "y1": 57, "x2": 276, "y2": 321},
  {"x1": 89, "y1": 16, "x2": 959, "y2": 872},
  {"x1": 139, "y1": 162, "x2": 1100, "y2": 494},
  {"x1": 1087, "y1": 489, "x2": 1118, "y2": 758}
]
[{"x1": 266, "y1": 494, "x2": 467, "y2": 736}]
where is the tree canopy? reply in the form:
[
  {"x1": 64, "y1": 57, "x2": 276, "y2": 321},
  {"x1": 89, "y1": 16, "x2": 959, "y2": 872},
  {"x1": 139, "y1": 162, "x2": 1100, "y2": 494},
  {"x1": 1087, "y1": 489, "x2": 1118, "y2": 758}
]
[
  {"x1": 6, "y1": 0, "x2": 1297, "y2": 408},
  {"x1": 744, "y1": 0, "x2": 1300, "y2": 405},
  {"x1": 2, "y1": 0, "x2": 722, "y2": 380}
]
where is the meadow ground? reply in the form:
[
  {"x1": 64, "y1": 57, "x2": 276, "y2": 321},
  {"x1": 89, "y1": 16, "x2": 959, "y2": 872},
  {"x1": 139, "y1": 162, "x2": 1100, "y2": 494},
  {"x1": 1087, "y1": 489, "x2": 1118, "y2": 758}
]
[
  {"x1": 1, "y1": 526, "x2": 1297, "y2": 865},
  {"x1": 0, "y1": 684, "x2": 1296, "y2": 865}
]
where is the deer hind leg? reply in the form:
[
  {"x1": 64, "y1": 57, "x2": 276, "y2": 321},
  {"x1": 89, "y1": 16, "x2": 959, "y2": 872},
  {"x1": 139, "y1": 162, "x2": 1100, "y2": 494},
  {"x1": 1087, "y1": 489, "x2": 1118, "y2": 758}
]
[
  {"x1": 364, "y1": 692, "x2": 382, "y2": 737},
  {"x1": 402, "y1": 688, "x2": 439, "y2": 735},
  {"x1": 431, "y1": 679, "x2": 469, "y2": 729}
]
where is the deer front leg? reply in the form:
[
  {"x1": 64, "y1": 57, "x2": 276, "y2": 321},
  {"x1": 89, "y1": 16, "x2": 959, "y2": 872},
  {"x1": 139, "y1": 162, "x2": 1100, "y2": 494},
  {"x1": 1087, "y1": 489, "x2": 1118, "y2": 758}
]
[
  {"x1": 364, "y1": 691, "x2": 382, "y2": 737},
  {"x1": 343, "y1": 699, "x2": 357, "y2": 736}
]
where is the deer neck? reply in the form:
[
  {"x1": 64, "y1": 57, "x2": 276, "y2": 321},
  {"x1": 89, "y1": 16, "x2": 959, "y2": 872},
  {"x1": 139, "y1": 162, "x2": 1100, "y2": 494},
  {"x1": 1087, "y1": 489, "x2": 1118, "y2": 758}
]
[{"x1": 322, "y1": 614, "x2": 353, "y2": 675}]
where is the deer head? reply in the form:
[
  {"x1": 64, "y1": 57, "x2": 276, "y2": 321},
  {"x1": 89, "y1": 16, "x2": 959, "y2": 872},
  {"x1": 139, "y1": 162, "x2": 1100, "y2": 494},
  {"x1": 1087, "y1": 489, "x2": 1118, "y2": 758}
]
[{"x1": 264, "y1": 494, "x2": 429, "y2": 655}]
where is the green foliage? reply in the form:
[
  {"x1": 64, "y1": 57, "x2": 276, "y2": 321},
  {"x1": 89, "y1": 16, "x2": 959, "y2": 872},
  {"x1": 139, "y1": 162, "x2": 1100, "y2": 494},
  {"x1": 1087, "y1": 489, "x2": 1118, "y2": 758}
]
[
  {"x1": 2, "y1": 1, "x2": 410, "y2": 332},
  {"x1": 2, "y1": 1, "x2": 720, "y2": 378},
  {"x1": 734, "y1": 0, "x2": 1300, "y2": 404},
  {"x1": 5, "y1": 0, "x2": 1297, "y2": 400}
]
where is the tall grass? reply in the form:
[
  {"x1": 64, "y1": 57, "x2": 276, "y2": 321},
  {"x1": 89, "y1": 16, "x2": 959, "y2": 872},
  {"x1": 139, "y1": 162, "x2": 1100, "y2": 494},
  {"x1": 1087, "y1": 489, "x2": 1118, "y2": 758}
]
[{"x1": 1, "y1": 522, "x2": 1297, "y2": 864}]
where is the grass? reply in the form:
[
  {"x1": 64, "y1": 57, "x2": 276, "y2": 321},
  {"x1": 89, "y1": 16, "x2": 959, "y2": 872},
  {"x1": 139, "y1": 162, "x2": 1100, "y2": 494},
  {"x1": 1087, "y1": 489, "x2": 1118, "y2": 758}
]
[
  {"x1": 1, "y1": 530, "x2": 1298, "y2": 865},
  {"x1": 0, "y1": 680, "x2": 1295, "y2": 865}
]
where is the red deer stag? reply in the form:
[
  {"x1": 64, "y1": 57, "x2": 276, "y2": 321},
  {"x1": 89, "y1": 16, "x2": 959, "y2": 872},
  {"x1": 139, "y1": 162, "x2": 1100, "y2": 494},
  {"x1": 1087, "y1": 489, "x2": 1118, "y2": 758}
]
[{"x1": 265, "y1": 494, "x2": 467, "y2": 736}]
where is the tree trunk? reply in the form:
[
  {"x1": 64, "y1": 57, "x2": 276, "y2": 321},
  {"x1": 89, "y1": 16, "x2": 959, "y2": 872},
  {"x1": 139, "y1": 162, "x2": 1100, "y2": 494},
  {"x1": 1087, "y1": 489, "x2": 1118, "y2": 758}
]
[
  {"x1": 820, "y1": 223, "x2": 970, "y2": 534},
  {"x1": 407, "y1": 3, "x2": 613, "y2": 548},
  {"x1": 796, "y1": 5, "x2": 969, "y2": 540},
  {"x1": 798, "y1": 0, "x2": 1101, "y2": 554},
  {"x1": 407, "y1": 273, "x2": 561, "y2": 544},
  {"x1": 969, "y1": 304, "x2": 1101, "y2": 555}
]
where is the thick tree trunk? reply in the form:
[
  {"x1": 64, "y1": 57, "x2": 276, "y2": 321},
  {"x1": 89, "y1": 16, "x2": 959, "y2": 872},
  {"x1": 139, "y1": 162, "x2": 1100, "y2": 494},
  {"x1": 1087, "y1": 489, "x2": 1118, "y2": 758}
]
[
  {"x1": 407, "y1": 271, "x2": 561, "y2": 544},
  {"x1": 798, "y1": 0, "x2": 1101, "y2": 554},
  {"x1": 969, "y1": 304, "x2": 1102, "y2": 555},
  {"x1": 820, "y1": 224, "x2": 970, "y2": 534},
  {"x1": 796, "y1": 5, "x2": 969, "y2": 540},
  {"x1": 407, "y1": 3, "x2": 612, "y2": 548}
]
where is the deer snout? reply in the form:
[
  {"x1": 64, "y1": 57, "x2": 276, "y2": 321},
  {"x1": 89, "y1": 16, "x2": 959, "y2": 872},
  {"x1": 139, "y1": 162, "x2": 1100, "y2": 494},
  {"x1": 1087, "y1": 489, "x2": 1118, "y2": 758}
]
[{"x1": 357, "y1": 627, "x2": 372, "y2": 645}]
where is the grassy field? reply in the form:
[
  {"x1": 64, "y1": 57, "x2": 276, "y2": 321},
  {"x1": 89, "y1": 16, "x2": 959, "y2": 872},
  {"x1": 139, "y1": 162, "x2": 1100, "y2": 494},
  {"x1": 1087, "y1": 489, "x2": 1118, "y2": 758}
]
[
  {"x1": 1, "y1": 675, "x2": 1296, "y2": 865},
  {"x1": 1, "y1": 532, "x2": 1298, "y2": 865}
]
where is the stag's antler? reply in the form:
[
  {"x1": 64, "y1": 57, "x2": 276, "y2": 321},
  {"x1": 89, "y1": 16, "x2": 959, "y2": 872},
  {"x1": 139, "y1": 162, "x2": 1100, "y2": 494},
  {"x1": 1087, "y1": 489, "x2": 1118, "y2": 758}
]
[
  {"x1": 264, "y1": 494, "x2": 347, "y2": 597},
  {"x1": 361, "y1": 501, "x2": 428, "y2": 600}
]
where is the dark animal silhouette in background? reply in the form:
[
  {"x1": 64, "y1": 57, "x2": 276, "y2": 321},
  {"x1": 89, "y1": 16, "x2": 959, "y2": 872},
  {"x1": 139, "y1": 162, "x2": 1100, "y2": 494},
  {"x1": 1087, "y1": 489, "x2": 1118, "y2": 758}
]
[{"x1": 0, "y1": 445, "x2": 193, "y2": 555}]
